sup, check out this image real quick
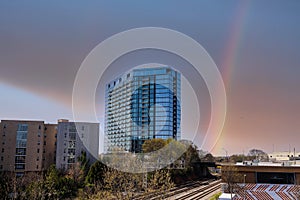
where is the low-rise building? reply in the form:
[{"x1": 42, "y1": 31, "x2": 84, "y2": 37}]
[
  {"x1": 0, "y1": 120, "x2": 57, "y2": 176},
  {"x1": 55, "y1": 119, "x2": 99, "y2": 170},
  {"x1": 268, "y1": 151, "x2": 300, "y2": 161}
]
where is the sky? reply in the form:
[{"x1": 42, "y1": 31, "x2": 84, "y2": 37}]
[{"x1": 0, "y1": 0, "x2": 300, "y2": 155}]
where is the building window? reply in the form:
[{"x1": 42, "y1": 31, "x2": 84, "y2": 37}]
[
  {"x1": 44, "y1": 141, "x2": 46, "y2": 145},
  {"x1": 38, "y1": 125, "x2": 41, "y2": 130},
  {"x1": 15, "y1": 164, "x2": 25, "y2": 169},
  {"x1": 37, "y1": 149, "x2": 40, "y2": 153},
  {"x1": 0, "y1": 165, "x2": 2, "y2": 169},
  {"x1": 36, "y1": 165, "x2": 39, "y2": 169},
  {"x1": 1, "y1": 148, "x2": 4, "y2": 153},
  {"x1": 16, "y1": 172, "x2": 24, "y2": 177},
  {"x1": 1, "y1": 156, "x2": 3, "y2": 161}
]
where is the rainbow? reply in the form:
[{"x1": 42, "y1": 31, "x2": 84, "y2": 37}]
[{"x1": 212, "y1": 1, "x2": 251, "y2": 155}]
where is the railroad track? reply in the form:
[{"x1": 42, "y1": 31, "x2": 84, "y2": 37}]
[
  {"x1": 133, "y1": 179, "x2": 216, "y2": 200},
  {"x1": 174, "y1": 180, "x2": 222, "y2": 200}
]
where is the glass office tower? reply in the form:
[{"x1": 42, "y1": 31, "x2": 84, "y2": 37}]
[{"x1": 105, "y1": 67, "x2": 181, "y2": 153}]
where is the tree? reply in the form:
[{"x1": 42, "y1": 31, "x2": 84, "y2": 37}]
[
  {"x1": 109, "y1": 168, "x2": 140, "y2": 199},
  {"x1": 66, "y1": 162, "x2": 84, "y2": 186},
  {"x1": 146, "y1": 169, "x2": 174, "y2": 199},
  {"x1": 221, "y1": 165, "x2": 244, "y2": 198},
  {"x1": 181, "y1": 143, "x2": 201, "y2": 167},
  {"x1": 142, "y1": 138, "x2": 166, "y2": 153},
  {"x1": 43, "y1": 164, "x2": 77, "y2": 199},
  {"x1": 0, "y1": 172, "x2": 11, "y2": 200},
  {"x1": 202, "y1": 153, "x2": 215, "y2": 162},
  {"x1": 85, "y1": 161, "x2": 107, "y2": 186},
  {"x1": 229, "y1": 154, "x2": 246, "y2": 163},
  {"x1": 248, "y1": 149, "x2": 268, "y2": 161},
  {"x1": 78, "y1": 151, "x2": 90, "y2": 177}
]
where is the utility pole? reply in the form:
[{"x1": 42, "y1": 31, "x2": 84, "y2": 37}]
[
  {"x1": 222, "y1": 148, "x2": 228, "y2": 162},
  {"x1": 244, "y1": 174, "x2": 247, "y2": 200}
]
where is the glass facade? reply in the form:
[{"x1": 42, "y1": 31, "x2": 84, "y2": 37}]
[
  {"x1": 105, "y1": 67, "x2": 181, "y2": 153},
  {"x1": 15, "y1": 124, "x2": 28, "y2": 170}
]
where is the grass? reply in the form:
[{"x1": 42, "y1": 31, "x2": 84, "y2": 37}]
[{"x1": 209, "y1": 192, "x2": 222, "y2": 200}]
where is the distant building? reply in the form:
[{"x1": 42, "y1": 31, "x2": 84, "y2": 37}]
[
  {"x1": 268, "y1": 151, "x2": 300, "y2": 161},
  {"x1": 223, "y1": 163, "x2": 300, "y2": 185},
  {"x1": 222, "y1": 163, "x2": 300, "y2": 199},
  {"x1": 0, "y1": 120, "x2": 57, "y2": 176},
  {"x1": 55, "y1": 119, "x2": 99, "y2": 170},
  {"x1": 105, "y1": 66, "x2": 181, "y2": 153}
]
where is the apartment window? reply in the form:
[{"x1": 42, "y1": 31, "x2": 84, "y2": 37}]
[
  {"x1": 1, "y1": 148, "x2": 4, "y2": 153},
  {"x1": 44, "y1": 141, "x2": 46, "y2": 145},
  {"x1": 15, "y1": 164, "x2": 25, "y2": 169},
  {"x1": 36, "y1": 165, "x2": 39, "y2": 169},
  {"x1": 37, "y1": 149, "x2": 40, "y2": 153},
  {"x1": 16, "y1": 172, "x2": 24, "y2": 177},
  {"x1": 3, "y1": 124, "x2": 6, "y2": 129},
  {"x1": 0, "y1": 165, "x2": 2, "y2": 170},
  {"x1": 15, "y1": 156, "x2": 25, "y2": 164},
  {"x1": 16, "y1": 148, "x2": 26, "y2": 155},
  {"x1": 37, "y1": 157, "x2": 39, "y2": 161},
  {"x1": 38, "y1": 125, "x2": 41, "y2": 130},
  {"x1": 1, "y1": 156, "x2": 3, "y2": 161}
]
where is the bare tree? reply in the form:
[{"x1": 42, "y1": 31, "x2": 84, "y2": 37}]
[{"x1": 221, "y1": 165, "x2": 243, "y2": 198}]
